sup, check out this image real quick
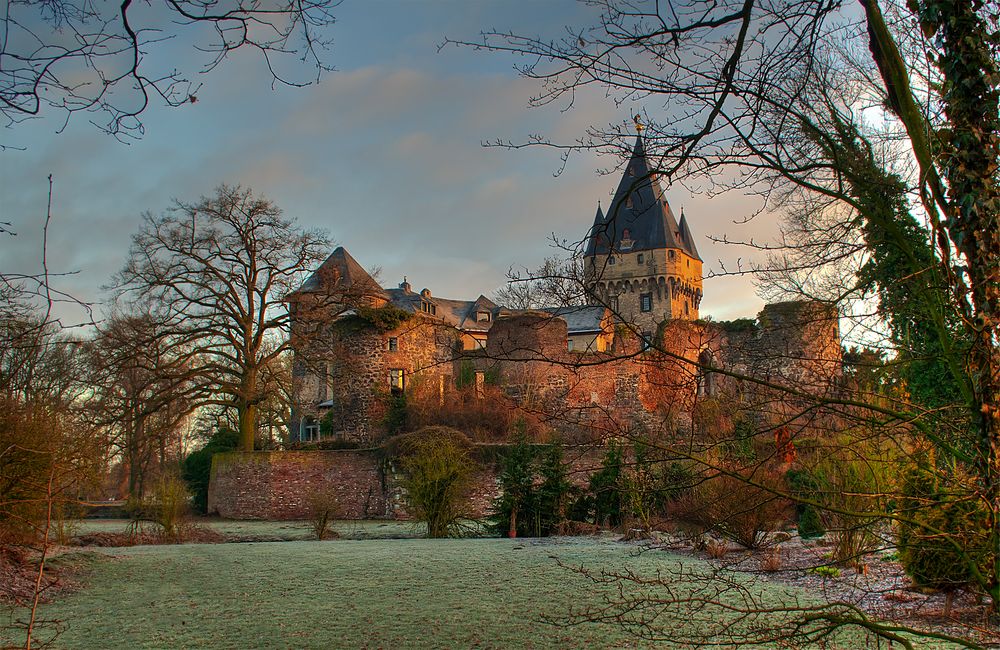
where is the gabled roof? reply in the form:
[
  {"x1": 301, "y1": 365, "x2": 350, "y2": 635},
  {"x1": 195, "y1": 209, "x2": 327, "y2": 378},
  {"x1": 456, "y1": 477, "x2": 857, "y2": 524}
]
[
  {"x1": 297, "y1": 246, "x2": 382, "y2": 294},
  {"x1": 584, "y1": 134, "x2": 700, "y2": 260},
  {"x1": 383, "y1": 288, "x2": 501, "y2": 333}
]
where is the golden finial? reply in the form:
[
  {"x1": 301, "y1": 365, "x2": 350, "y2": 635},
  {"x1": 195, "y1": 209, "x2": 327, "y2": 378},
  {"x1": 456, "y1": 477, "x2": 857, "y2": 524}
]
[{"x1": 633, "y1": 115, "x2": 644, "y2": 134}]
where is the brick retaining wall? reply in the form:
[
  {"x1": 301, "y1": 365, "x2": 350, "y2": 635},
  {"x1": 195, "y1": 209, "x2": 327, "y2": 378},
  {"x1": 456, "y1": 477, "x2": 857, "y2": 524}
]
[{"x1": 207, "y1": 446, "x2": 607, "y2": 520}]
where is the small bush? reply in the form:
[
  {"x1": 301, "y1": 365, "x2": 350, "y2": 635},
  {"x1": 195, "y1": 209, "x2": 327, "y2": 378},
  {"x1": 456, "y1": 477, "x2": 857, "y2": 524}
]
[
  {"x1": 395, "y1": 427, "x2": 475, "y2": 538},
  {"x1": 153, "y1": 475, "x2": 191, "y2": 542},
  {"x1": 669, "y1": 471, "x2": 787, "y2": 550},
  {"x1": 761, "y1": 547, "x2": 782, "y2": 572},
  {"x1": 808, "y1": 436, "x2": 891, "y2": 566},
  {"x1": 307, "y1": 490, "x2": 340, "y2": 540},
  {"x1": 898, "y1": 454, "x2": 990, "y2": 616},
  {"x1": 810, "y1": 566, "x2": 841, "y2": 579}
]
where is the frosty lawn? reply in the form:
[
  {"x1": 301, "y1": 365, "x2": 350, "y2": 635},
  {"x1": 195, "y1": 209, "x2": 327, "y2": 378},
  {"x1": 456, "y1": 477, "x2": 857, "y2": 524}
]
[{"x1": 5, "y1": 536, "x2": 929, "y2": 649}]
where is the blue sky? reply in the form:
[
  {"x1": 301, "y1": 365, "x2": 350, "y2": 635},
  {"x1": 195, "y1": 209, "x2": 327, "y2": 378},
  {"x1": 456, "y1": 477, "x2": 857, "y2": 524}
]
[{"x1": 1, "y1": 0, "x2": 776, "y2": 325}]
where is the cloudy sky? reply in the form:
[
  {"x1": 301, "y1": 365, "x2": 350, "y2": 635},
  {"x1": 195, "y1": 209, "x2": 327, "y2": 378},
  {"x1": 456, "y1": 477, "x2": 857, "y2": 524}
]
[{"x1": 1, "y1": 0, "x2": 780, "y2": 326}]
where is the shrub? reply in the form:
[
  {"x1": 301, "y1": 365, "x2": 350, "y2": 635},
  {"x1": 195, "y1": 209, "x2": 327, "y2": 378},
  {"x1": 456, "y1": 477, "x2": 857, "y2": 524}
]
[
  {"x1": 153, "y1": 474, "x2": 191, "y2": 542},
  {"x1": 808, "y1": 435, "x2": 892, "y2": 566},
  {"x1": 786, "y1": 469, "x2": 826, "y2": 539},
  {"x1": 589, "y1": 444, "x2": 625, "y2": 528},
  {"x1": 395, "y1": 427, "x2": 475, "y2": 538},
  {"x1": 898, "y1": 454, "x2": 989, "y2": 616},
  {"x1": 182, "y1": 427, "x2": 240, "y2": 513},
  {"x1": 488, "y1": 438, "x2": 571, "y2": 538},
  {"x1": 307, "y1": 490, "x2": 340, "y2": 540},
  {"x1": 669, "y1": 470, "x2": 787, "y2": 549}
]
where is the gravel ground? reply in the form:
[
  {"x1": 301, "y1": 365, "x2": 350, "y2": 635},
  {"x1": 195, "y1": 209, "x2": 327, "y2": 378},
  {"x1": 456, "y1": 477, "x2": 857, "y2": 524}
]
[{"x1": 637, "y1": 529, "x2": 1000, "y2": 647}]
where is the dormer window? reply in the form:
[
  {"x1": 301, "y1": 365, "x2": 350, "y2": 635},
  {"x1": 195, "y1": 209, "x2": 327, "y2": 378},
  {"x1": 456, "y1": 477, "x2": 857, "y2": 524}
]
[
  {"x1": 476, "y1": 310, "x2": 491, "y2": 323},
  {"x1": 421, "y1": 300, "x2": 436, "y2": 315}
]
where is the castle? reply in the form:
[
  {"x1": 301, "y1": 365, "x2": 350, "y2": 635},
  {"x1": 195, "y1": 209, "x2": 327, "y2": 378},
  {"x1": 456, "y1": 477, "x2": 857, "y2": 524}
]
[{"x1": 287, "y1": 132, "x2": 842, "y2": 444}]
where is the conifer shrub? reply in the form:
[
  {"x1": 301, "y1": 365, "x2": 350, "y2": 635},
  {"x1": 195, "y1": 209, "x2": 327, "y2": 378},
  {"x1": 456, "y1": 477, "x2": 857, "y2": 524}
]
[
  {"x1": 786, "y1": 469, "x2": 826, "y2": 539},
  {"x1": 182, "y1": 427, "x2": 240, "y2": 513},
  {"x1": 589, "y1": 444, "x2": 625, "y2": 528},
  {"x1": 898, "y1": 454, "x2": 990, "y2": 616},
  {"x1": 488, "y1": 436, "x2": 571, "y2": 537}
]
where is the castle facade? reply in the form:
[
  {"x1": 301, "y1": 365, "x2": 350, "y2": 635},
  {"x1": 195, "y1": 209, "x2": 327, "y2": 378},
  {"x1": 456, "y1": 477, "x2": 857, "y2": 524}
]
[{"x1": 288, "y1": 134, "x2": 842, "y2": 444}]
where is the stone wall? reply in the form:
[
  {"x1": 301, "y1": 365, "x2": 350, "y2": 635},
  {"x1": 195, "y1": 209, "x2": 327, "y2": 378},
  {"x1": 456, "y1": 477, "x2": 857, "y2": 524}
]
[{"x1": 207, "y1": 445, "x2": 607, "y2": 521}]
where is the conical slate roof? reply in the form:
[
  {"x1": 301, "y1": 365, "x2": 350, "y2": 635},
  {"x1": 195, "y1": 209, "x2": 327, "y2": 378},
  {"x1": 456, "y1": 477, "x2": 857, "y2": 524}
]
[
  {"x1": 297, "y1": 246, "x2": 382, "y2": 294},
  {"x1": 584, "y1": 135, "x2": 700, "y2": 260}
]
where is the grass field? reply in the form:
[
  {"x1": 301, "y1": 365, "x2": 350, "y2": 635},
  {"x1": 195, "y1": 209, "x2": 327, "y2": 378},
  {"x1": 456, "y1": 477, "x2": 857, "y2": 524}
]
[
  {"x1": 72, "y1": 518, "x2": 426, "y2": 541},
  {"x1": 2, "y1": 534, "x2": 949, "y2": 649}
]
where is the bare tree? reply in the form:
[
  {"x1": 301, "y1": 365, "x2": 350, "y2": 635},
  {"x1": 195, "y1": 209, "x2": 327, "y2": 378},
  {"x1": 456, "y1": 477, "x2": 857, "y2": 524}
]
[
  {"x1": 111, "y1": 184, "x2": 341, "y2": 451},
  {"x1": 494, "y1": 254, "x2": 588, "y2": 310},
  {"x1": 85, "y1": 311, "x2": 193, "y2": 500},
  {"x1": 1, "y1": 0, "x2": 339, "y2": 139},
  {"x1": 446, "y1": 0, "x2": 1000, "y2": 643}
]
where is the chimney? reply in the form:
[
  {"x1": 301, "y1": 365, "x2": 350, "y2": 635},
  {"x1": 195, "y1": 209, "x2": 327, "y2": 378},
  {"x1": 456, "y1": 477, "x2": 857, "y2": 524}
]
[{"x1": 420, "y1": 288, "x2": 431, "y2": 298}]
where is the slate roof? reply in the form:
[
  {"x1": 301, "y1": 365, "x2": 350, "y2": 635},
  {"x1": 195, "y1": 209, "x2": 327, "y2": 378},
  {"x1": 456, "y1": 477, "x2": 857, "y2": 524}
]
[
  {"x1": 541, "y1": 305, "x2": 609, "y2": 334},
  {"x1": 297, "y1": 246, "x2": 382, "y2": 294},
  {"x1": 383, "y1": 287, "x2": 501, "y2": 333},
  {"x1": 584, "y1": 134, "x2": 700, "y2": 260}
]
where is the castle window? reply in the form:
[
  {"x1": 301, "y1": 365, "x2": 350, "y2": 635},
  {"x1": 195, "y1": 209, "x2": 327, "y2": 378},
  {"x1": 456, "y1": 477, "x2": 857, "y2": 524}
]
[
  {"x1": 303, "y1": 418, "x2": 320, "y2": 442},
  {"x1": 698, "y1": 350, "x2": 717, "y2": 397},
  {"x1": 669, "y1": 250, "x2": 675, "y2": 260},
  {"x1": 641, "y1": 332, "x2": 652, "y2": 351},
  {"x1": 389, "y1": 368, "x2": 405, "y2": 395},
  {"x1": 637, "y1": 253, "x2": 644, "y2": 264},
  {"x1": 567, "y1": 339, "x2": 574, "y2": 352},
  {"x1": 387, "y1": 337, "x2": 398, "y2": 352},
  {"x1": 608, "y1": 256, "x2": 616, "y2": 265},
  {"x1": 640, "y1": 293, "x2": 652, "y2": 312},
  {"x1": 610, "y1": 295, "x2": 620, "y2": 312}
]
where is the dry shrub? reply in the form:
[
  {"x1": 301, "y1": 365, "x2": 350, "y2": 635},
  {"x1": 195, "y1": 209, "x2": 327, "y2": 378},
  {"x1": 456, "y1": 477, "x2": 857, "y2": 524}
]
[
  {"x1": 405, "y1": 389, "x2": 538, "y2": 442},
  {"x1": 669, "y1": 471, "x2": 788, "y2": 550},
  {"x1": 307, "y1": 490, "x2": 340, "y2": 540},
  {"x1": 706, "y1": 539, "x2": 729, "y2": 559},
  {"x1": 761, "y1": 546, "x2": 782, "y2": 572}
]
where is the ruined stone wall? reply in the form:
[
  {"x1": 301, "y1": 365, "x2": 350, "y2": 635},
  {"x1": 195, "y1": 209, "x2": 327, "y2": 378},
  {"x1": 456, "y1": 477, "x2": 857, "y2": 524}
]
[{"x1": 208, "y1": 446, "x2": 608, "y2": 520}]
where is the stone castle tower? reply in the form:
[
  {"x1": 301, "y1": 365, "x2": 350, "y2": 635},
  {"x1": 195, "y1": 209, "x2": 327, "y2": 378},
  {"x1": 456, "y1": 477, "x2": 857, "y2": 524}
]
[{"x1": 584, "y1": 132, "x2": 703, "y2": 334}]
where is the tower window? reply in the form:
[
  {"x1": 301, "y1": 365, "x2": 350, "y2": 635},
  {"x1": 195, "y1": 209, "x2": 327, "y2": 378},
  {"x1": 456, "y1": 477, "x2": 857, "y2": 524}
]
[
  {"x1": 669, "y1": 250, "x2": 675, "y2": 260},
  {"x1": 387, "y1": 337, "x2": 398, "y2": 352},
  {"x1": 389, "y1": 369, "x2": 405, "y2": 395},
  {"x1": 637, "y1": 253, "x2": 644, "y2": 264},
  {"x1": 608, "y1": 256, "x2": 616, "y2": 265},
  {"x1": 640, "y1": 293, "x2": 652, "y2": 312}
]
